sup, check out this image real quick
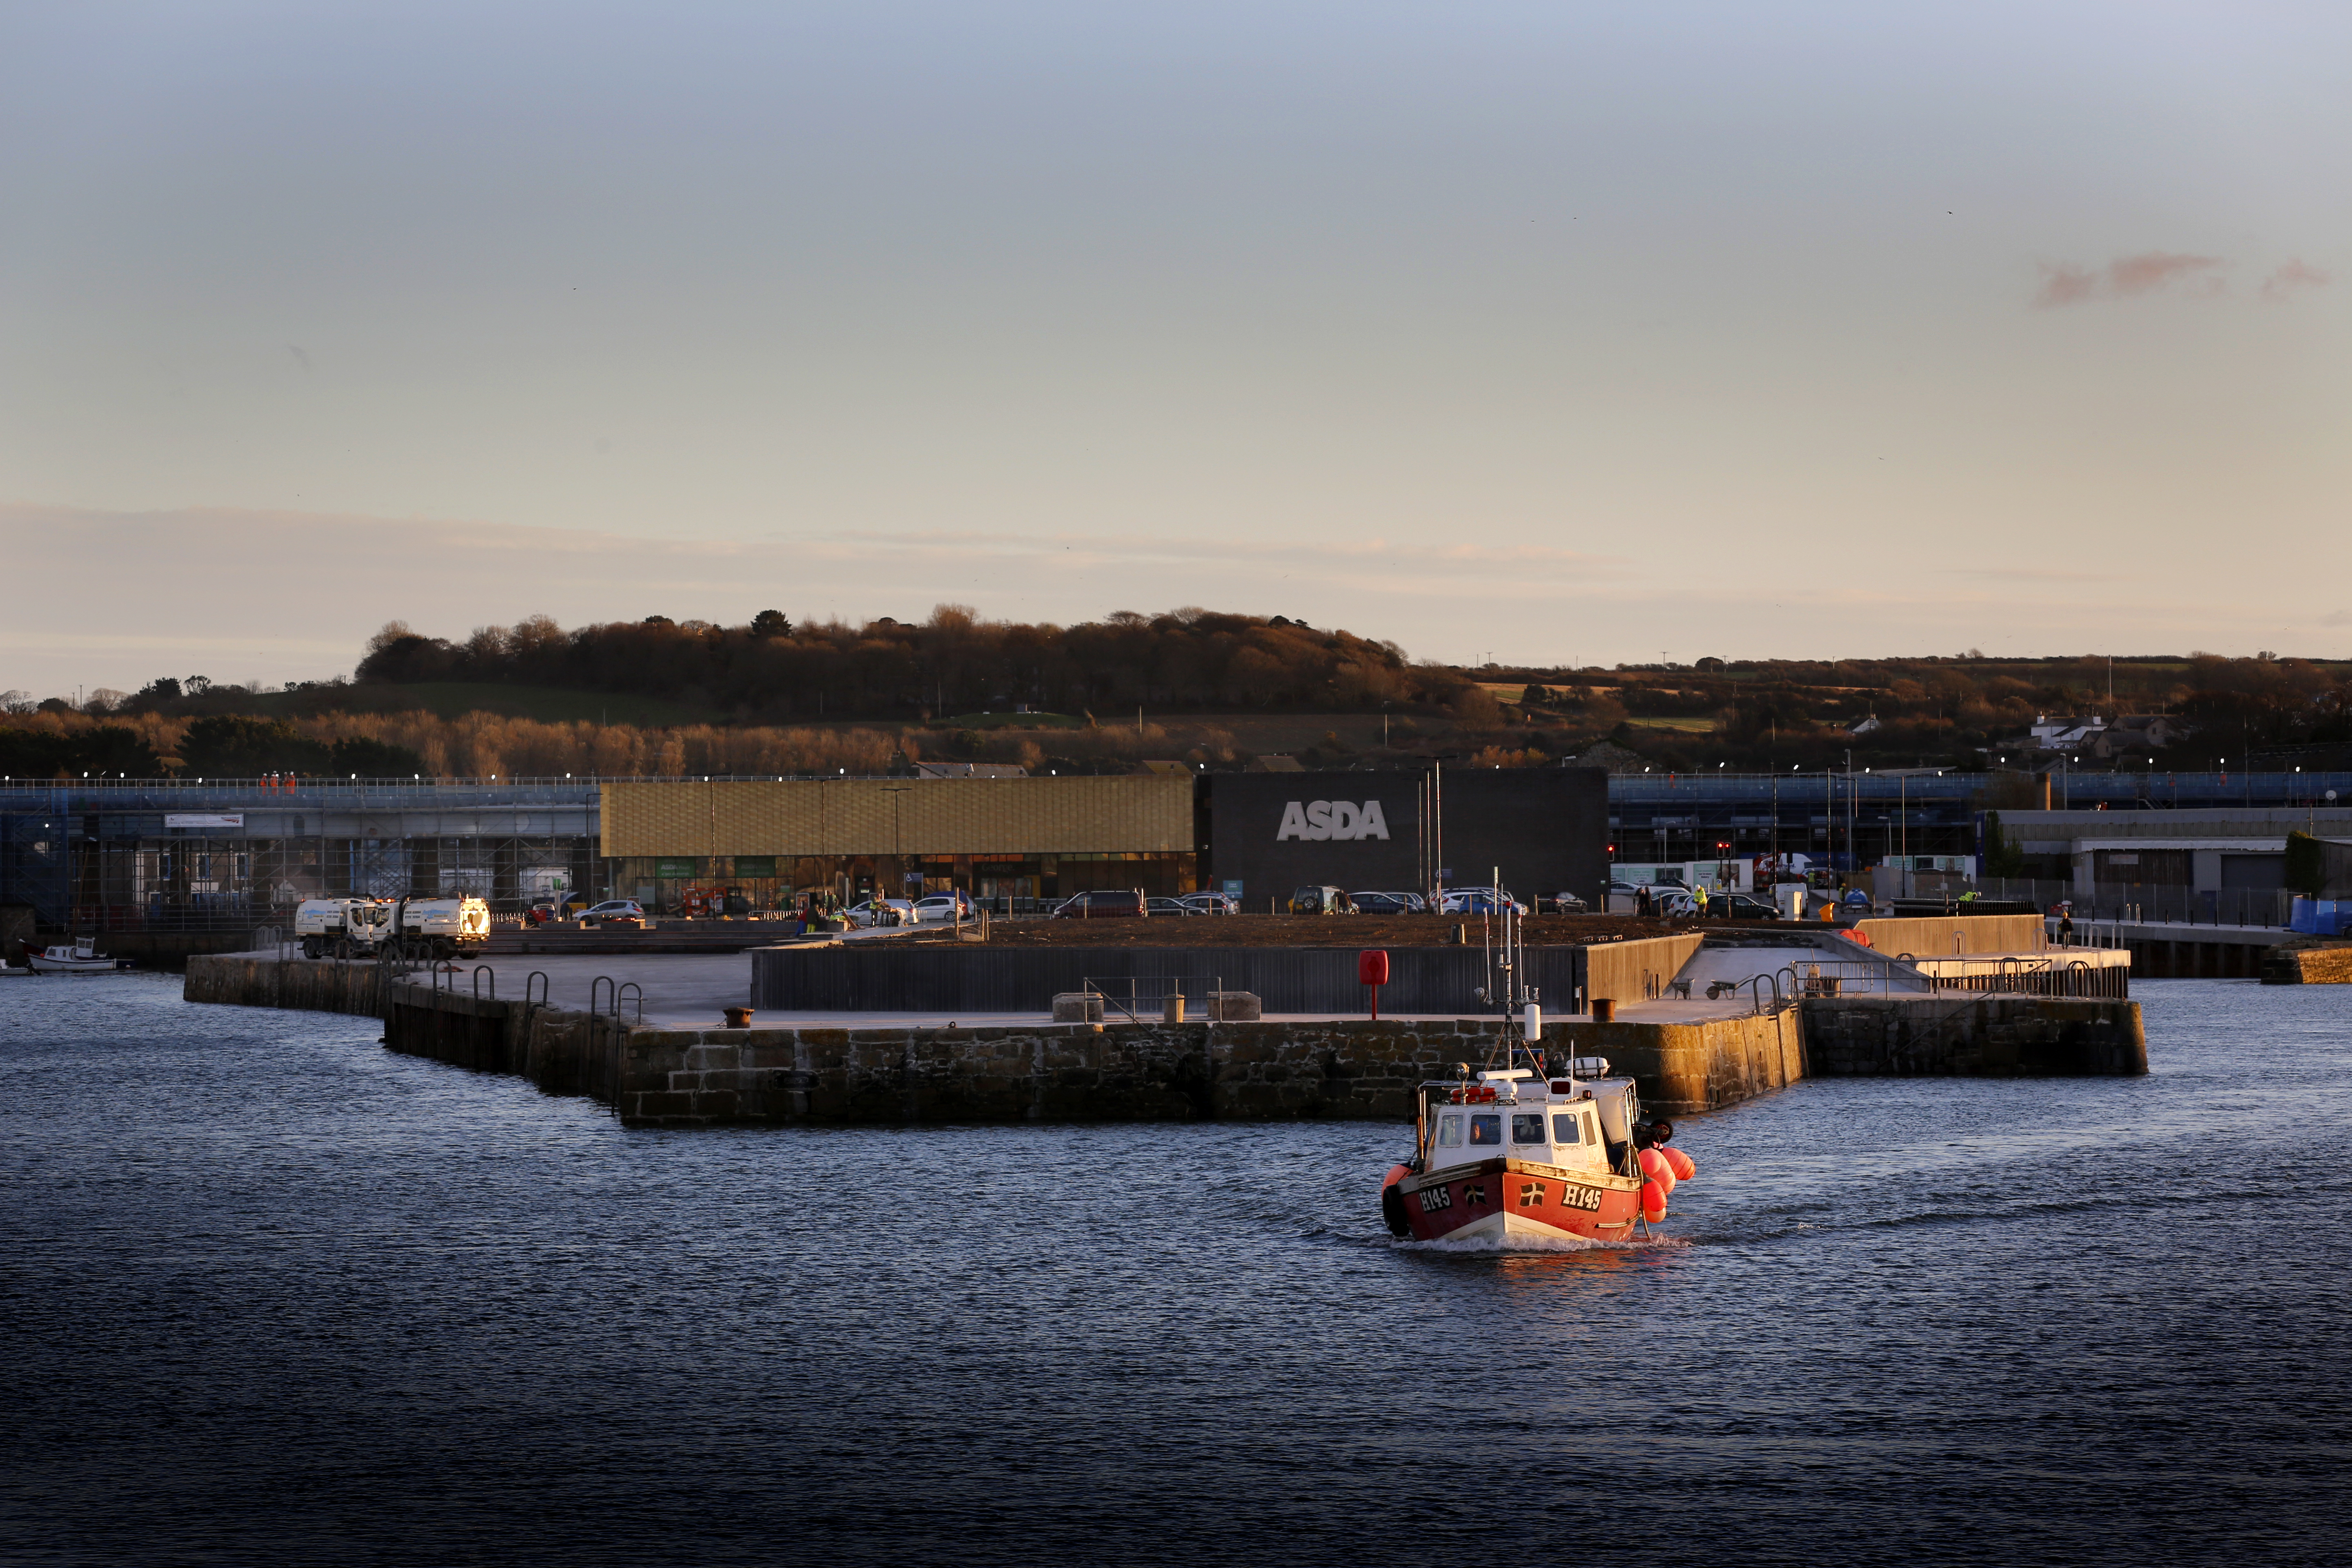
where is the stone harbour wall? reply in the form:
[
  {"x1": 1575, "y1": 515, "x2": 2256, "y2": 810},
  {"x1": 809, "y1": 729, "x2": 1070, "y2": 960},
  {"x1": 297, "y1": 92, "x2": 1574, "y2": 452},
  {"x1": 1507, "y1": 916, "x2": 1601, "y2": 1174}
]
[
  {"x1": 2259, "y1": 942, "x2": 2352, "y2": 985},
  {"x1": 185, "y1": 957, "x2": 2146, "y2": 1128},
  {"x1": 1801, "y1": 995, "x2": 2147, "y2": 1077},
  {"x1": 607, "y1": 1012, "x2": 1807, "y2": 1127},
  {"x1": 185, "y1": 954, "x2": 389, "y2": 1017}
]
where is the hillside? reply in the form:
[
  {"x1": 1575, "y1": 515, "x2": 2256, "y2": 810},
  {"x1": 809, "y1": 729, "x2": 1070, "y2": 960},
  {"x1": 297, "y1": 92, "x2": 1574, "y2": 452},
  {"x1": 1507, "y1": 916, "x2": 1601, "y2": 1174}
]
[{"x1": 9, "y1": 608, "x2": 2351, "y2": 777}]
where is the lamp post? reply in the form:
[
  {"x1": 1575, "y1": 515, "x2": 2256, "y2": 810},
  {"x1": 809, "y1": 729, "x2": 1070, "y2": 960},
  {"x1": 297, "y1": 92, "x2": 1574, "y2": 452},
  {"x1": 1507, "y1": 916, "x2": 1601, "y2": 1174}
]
[{"x1": 880, "y1": 783, "x2": 913, "y2": 901}]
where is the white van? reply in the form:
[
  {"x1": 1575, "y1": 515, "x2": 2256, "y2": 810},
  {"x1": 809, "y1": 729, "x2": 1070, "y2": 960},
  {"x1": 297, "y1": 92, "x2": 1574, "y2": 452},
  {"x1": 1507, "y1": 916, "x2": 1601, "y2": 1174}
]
[{"x1": 294, "y1": 896, "x2": 490, "y2": 959}]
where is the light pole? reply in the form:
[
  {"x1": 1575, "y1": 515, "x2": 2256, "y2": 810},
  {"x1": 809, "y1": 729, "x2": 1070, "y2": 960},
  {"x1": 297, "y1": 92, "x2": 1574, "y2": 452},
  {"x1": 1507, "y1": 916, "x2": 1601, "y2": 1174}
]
[{"x1": 880, "y1": 783, "x2": 913, "y2": 901}]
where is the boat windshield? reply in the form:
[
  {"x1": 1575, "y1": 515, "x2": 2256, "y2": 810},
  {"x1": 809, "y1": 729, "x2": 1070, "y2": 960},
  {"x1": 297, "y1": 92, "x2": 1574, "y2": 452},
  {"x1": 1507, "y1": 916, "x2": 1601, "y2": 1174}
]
[{"x1": 1511, "y1": 1114, "x2": 1547, "y2": 1145}]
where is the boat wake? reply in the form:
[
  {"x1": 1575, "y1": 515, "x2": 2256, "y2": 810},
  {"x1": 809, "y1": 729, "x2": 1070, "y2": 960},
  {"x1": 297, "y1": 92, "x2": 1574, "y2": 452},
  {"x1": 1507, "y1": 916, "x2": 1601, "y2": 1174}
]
[{"x1": 1392, "y1": 1229, "x2": 1688, "y2": 1255}]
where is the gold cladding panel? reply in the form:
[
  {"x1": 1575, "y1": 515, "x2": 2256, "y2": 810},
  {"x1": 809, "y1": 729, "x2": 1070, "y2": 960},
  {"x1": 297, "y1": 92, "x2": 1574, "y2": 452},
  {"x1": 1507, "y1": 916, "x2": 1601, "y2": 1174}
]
[{"x1": 600, "y1": 776, "x2": 1193, "y2": 858}]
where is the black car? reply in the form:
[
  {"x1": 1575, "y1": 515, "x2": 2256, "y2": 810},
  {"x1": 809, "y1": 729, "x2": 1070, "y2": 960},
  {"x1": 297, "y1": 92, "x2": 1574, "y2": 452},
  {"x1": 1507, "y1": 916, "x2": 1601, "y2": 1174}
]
[
  {"x1": 1054, "y1": 889, "x2": 1148, "y2": 919},
  {"x1": 1710, "y1": 892, "x2": 1779, "y2": 920}
]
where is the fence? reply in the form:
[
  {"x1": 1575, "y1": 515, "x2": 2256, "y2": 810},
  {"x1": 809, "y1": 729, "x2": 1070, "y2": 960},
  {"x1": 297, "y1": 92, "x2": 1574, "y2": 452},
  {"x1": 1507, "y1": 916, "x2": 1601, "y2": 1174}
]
[
  {"x1": 1971, "y1": 878, "x2": 2297, "y2": 929},
  {"x1": 753, "y1": 944, "x2": 1593, "y2": 1016}
]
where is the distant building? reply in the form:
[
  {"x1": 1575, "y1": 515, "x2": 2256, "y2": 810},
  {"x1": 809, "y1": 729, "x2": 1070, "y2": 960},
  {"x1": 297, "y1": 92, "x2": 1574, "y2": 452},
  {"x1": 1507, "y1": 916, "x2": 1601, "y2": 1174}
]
[
  {"x1": 2093, "y1": 715, "x2": 2182, "y2": 760},
  {"x1": 1996, "y1": 713, "x2": 2189, "y2": 764},
  {"x1": 1998, "y1": 806, "x2": 2352, "y2": 896}
]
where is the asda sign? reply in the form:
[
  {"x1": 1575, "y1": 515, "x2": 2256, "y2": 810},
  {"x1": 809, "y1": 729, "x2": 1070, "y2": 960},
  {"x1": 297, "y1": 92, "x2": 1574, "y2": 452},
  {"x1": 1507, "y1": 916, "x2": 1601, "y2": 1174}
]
[{"x1": 1275, "y1": 800, "x2": 1392, "y2": 842}]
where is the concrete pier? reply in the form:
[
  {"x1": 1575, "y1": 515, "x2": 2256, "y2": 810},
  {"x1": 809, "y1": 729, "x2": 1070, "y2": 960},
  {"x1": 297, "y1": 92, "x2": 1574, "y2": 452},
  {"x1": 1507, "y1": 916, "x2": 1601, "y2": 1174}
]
[{"x1": 185, "y1": 950, "x2": 2145, "y2": 1127}]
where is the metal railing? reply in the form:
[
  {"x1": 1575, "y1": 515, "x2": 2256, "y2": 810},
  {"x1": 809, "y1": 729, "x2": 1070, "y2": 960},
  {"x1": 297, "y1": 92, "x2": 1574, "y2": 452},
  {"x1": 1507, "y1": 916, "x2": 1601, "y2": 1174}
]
[
  {"x1": 1912, "y1": 953, "x2": 2130, "y2": 998},
  {"x1": 1081, "y1": 976, "x2": 1191, "y2": 1025}
]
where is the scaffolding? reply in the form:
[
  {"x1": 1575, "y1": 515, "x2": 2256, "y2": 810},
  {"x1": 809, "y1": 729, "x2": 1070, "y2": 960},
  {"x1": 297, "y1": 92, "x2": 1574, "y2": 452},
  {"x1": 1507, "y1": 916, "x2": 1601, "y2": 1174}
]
[{"x1": 0, "y1": 780, "x2": 599, "y2": 934}]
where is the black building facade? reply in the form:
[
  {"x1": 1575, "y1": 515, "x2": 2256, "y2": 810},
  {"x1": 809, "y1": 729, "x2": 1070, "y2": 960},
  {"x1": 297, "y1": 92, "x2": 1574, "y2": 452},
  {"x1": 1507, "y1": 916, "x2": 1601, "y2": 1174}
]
[{"x1": 1200, "y1": 768, "x2": 1608, "y2": 907}]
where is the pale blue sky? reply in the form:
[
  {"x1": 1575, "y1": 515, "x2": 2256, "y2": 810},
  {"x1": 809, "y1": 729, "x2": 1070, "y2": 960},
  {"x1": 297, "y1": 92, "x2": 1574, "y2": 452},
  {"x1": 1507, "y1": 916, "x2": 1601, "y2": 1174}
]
[{"x1": 3, "y1": 1, "x2": 2346, "y2": 694}]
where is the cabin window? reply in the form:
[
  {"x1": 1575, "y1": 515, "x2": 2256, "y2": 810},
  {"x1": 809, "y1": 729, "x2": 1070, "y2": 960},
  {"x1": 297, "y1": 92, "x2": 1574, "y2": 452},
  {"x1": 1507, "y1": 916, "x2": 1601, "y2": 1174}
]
[
  {"x1": 1468, "y1": 1114, "x2": 1502, "y2": 1145},
  {"x1": 1437, "y1": 1114, "x2": 1463, "y2": 1148},
  {"x1": 1552, "y1": 1114, "x2": 1583, "y2": 1145},
  {"x1": 1511, "y1": 1114, "x2": 1547, "y2": 1145}
]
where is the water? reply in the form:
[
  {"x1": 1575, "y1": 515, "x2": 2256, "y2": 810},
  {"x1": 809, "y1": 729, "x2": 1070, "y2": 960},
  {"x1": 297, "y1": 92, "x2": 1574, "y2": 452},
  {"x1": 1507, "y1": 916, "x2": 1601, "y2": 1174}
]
[{"x1": 4, "y1": 976, "x2": 2349, "y2": 1565}]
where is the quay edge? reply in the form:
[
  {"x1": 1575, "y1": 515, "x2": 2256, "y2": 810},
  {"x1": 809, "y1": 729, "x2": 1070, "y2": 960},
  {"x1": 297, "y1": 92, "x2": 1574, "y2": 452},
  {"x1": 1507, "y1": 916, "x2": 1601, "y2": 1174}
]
[{"x1": 182, "y1": 955, "x2": 2145, "y2": 1127}]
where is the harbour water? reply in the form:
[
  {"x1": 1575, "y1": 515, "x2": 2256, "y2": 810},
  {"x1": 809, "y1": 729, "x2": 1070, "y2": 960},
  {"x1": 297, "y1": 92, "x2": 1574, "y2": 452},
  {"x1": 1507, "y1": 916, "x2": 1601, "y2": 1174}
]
[{"x1": 4, "y1": 975, "x2": 2348, "y2": 1564}]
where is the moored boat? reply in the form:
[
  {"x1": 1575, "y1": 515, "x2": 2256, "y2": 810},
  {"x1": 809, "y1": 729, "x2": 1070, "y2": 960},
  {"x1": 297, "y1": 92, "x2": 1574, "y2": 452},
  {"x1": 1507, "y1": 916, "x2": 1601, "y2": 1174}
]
[
  {"x1": 22, "y1": 938, "x2": 133, "y2": 974},
  {"x1": 1381, "y1": 1056, "x2": 1695, "y2": 1246}
]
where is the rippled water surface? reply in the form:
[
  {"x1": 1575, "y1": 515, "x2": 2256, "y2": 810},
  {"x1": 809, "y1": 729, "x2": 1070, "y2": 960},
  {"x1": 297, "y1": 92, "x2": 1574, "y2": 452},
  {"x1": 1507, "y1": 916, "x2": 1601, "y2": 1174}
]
[{"x1": 5, "y1": 976, "x2": 2350, "y2": 1564}]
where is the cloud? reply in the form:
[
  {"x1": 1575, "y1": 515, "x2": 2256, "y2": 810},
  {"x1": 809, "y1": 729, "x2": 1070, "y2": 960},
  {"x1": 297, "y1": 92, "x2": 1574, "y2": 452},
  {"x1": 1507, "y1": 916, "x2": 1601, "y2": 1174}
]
[
  {"x1": 2324, "y1": 609, "x2": 2352, "y2": 628},
  {"x1": 0, "y1": 503, "x2": 1648, "y2": 690},
  {"x1": 1940, "y1": 566, "x2": 2114, "y2": 584},
  {"x1": 2034, "y1": 252, "x2": 2225, "y2": 308},
  {"x1": 3, "y1": 502, "x2": 2338, "y2": 689},
  {"x1": 2261, "y1": 259, "x2": 2330, "y2": 303}
]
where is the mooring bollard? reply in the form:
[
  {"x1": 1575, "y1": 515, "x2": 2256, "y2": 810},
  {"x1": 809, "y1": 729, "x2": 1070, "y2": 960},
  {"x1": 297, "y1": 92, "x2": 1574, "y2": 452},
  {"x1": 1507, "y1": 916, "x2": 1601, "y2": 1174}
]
[
  {"x1": 1592, "y1": 997, "x2": 1616, "y2": 1024},
  {"x1": 724, "y1": 1006, "x2": 753, "y2": 1028}
]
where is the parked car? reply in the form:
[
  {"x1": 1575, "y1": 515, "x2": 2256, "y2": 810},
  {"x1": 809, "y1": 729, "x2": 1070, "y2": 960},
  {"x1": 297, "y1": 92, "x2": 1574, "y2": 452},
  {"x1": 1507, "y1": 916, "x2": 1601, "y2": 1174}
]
[
  {"x1": 1541, "y1": 891, "x2": 1589, "y2": 914},
  {"x1": 1710, "y1": 892, "x2": 1780, "y2": 920},
  {"x1": 1649, "y1": 889, "x2": 1700, "y2": 918},
  {"x1": 1178, "y1": 892, "x2": 1237, "y2": 915},
  {"x1": 581, "y1": 900, "x2": 646, "y2": 924},
  {"x1": 1054, "y1": 889, "x2": 1148, "y2": 919},
  {"x1": 1145, "y1": 897, "x2": 1203, "y2": 918},
  {"x1": 846, "y1": 898, "x2": 921, "y2": 927},
  {"x1": 1350, "y1": 891, "x2": 1425, "y2": 915},
  {"x1": 1289, "y1": 885, "x2": 1353, "y2": 914},
  {"x1": 1606, "y1": 882, "x2": 1690, "y2": 915},
  {"x1": 1437, "y1": 888, "x2": 1528, "y2": 916},
  {"x1": 913, "y1": 893, "x2": 976, "y2": 922}
]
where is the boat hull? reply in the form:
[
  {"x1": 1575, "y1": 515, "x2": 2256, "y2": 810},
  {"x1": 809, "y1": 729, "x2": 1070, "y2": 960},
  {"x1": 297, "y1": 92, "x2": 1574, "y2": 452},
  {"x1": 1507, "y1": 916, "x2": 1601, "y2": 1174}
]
[
  {"x1": 24, "y1": 951, "x2": 129, "y2": 974},
  {"x1": 1392, "y1": 1158, "x2": 1645, "y2": 1245}
]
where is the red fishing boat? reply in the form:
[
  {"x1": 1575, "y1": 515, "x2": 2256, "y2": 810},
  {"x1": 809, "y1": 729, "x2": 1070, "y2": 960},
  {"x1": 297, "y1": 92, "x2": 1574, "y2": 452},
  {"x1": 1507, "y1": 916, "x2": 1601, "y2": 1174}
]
[{"x1": 1380, "y1": 1057, "x2": 1697, "y2": 1246}]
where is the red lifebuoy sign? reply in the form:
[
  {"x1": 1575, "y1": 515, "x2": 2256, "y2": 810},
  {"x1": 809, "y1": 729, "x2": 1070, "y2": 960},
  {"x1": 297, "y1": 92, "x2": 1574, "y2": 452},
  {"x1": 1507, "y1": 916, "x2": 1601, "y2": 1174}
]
[{"x1": 1360, "y1": 949, "x2": 1390, "y2": 1020}]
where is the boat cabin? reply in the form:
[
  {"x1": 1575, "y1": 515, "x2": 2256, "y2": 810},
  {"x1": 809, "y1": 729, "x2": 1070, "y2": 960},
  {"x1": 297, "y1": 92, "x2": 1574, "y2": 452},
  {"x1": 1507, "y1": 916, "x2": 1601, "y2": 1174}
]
[{"x1": 1419, "y1": 1066, "x2": 1639, "y2": 1178}]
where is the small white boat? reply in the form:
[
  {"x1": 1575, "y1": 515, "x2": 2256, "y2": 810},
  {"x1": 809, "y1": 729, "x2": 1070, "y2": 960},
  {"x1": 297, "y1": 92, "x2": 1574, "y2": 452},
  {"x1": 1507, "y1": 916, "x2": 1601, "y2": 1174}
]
[{"x1": 23, "y1": 939, "x2": 133, "y2": 974}]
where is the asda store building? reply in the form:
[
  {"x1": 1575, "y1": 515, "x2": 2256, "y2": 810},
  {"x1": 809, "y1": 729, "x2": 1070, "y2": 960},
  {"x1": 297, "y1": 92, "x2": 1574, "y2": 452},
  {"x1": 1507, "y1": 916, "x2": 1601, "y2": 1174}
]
[{"x1": 597, "y1": 775, "x2": 1198, "y2": 912}]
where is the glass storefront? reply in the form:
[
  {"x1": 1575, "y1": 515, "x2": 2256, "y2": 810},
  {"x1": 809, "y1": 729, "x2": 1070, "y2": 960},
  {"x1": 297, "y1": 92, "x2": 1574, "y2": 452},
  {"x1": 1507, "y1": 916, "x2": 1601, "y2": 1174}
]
[{"x1": 604, "y1": 851, "x2": 1196, "y2": 915}]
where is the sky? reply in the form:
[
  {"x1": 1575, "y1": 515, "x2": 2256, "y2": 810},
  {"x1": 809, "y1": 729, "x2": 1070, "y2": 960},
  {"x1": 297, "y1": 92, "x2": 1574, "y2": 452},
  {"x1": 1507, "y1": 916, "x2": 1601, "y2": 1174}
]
[{"x1": 3, "y1": 0, "x2": 2347, "y2": 697}]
